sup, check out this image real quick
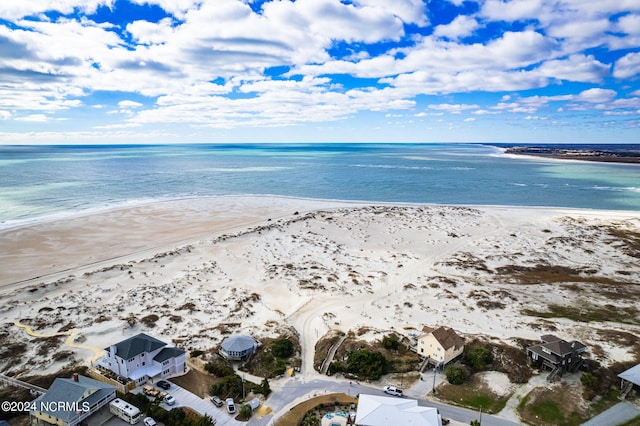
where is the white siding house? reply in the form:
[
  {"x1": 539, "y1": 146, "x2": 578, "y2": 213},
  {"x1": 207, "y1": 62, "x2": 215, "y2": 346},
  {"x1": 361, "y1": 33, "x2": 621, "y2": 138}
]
[
  {"x1": 416, "y1": 326, "x2": 465, "y2": 366},
  {"x1": 97, "y1": 333, "x2": 186, "y2": 385}
]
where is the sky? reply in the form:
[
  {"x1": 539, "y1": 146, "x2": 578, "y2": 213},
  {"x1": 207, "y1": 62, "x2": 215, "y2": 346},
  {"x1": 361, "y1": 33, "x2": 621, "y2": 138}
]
[{"x1": 0, "y1": 0, "x2": 639, "y2": 145}]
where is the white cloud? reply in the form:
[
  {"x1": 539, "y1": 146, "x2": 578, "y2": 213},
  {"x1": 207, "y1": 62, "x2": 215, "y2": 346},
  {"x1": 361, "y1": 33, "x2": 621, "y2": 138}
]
[
  {"x1": 0, "y1": 0, "x2": 638, "y2": 139},
  {"x1": 126, "y1": 18, "x2": 175, "y2": 45},
  {"x1": 463, "y1": 117, "x2": 476, "y2": 122},
  {"x1": 616, "y1": 13, "x2": 640, "y2": 35},
  {"x1": 428, "y1": 103, "x2": 480, "y2": 113},
  {"x1": 0, "y1": 110, "x2": 11, "y2": 120},
  {"x1": 15, "y1": 114, "x2": 50, "y2": 122},
  {"x1": 433, "y1": 15, "x2": 479, "y2": 40},
  {"x1": 118, "y1": 100, "x2": 143, "y2": 108},
  {"x1": 538, "y1": 54, "x2": 609, "y2": 83},
  {"x1": 480, "y1": 0, "x2": 544, "y2": 22},
  {"x1": 613, "y1": 52, "x2": 640, "y2": 79},
  {"x1": 0, "y1": 0, "x2": 113, "y2": 20},
  {"x1": 577, "y1": 88, "x2": 617, "y2": 103}
]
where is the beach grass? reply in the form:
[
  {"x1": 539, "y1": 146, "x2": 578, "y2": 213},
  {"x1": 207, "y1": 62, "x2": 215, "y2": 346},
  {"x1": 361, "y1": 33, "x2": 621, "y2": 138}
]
[{"x1": 522, "y1": 303, "x2": 640, "y2": 325}]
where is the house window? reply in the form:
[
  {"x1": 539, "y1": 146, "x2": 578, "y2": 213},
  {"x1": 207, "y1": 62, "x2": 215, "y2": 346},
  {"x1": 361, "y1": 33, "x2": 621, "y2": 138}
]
[
  {"x1": 420, "y1": 348, "x2": 424, "y2": 353},
  {"x1": 142, "y1": 362, "x2": 145, "y2": 366},
  {"x1": 437, "y1": 347, "x2": 441, "y2": 351},
  {"x1": 163, "y1": 360, "x2": 170, "y2": 366},
  {"x1": 128, "y1": 357, "x2": 135, "y2": 362}
]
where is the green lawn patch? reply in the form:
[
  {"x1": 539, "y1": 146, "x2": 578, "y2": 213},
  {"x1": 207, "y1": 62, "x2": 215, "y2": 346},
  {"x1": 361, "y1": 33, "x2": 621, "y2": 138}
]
[{"x1": 435, "y1": 377, "x2": 509, "y2": 414}]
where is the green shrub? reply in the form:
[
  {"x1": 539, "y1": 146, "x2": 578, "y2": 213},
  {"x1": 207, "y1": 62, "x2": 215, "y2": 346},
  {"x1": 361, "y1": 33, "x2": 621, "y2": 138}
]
[
  {"x1": 581, "y1": 372, "x2": 598, "y2": 388},
  {"x1": 464, "y1": 346, "x2": 493, "y2": 371},
  {"x1": 345, "y1": 349, "x2": 389, "y2": 381},
  {"x1": 271, "y1": 338, "x2": 294, "y2": 358},
  {"x1": 328, "y1": 361, "x2": 345, "y2": 375},
  {"x1": 261, "y1": 378, "x2": 271, "y2": 397},
  {"x1": 445, "y1": 364, "x2": 467, "y2": 385},
  {"x1": 382, "y1": 334, "x2": 400, "y2": 351},
  {"x1": 205, "y1": 359, "x2": 235, "y2": 377}
]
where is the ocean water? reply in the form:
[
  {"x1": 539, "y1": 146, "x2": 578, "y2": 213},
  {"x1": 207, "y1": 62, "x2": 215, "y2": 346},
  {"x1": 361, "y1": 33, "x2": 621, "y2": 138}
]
[{"x1": 1, "y1": 143, "x2": 639, "y2": 229}]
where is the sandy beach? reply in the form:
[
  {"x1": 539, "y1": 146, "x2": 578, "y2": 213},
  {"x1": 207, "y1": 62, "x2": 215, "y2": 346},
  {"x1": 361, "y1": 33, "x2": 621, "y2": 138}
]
[{"x1": 1, "y1": 196, "x2": 639, "y2": 384}]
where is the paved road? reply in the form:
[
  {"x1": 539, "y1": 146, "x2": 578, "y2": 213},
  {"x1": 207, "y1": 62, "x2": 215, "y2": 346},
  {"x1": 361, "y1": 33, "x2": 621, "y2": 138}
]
[{"x1": 252, "y1": 377, "x2": 520, "y2": 426}]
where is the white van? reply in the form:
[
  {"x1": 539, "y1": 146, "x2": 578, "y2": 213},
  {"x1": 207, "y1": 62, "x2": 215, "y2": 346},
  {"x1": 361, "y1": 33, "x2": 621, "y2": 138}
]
[{"x1": 383, "y1": 386, "x2": 403, "y2": 397}]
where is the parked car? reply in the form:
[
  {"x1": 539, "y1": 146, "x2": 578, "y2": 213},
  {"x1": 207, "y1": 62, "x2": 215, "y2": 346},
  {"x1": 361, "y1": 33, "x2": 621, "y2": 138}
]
[
  {"x1": 210, "y1": 395, "x2": 223, "y2": 407},
  {"x1": 164, "y1": 394, "x2": 176, "y2": 406},
  {"x1": 226, "y1": 398, "x2": 236, "y2": 414},
  {"x1": 383, "y1": 385, "x2": 403, "y2": 397},
  {"x1": 143, "y1": 417, "x2": 157, "y2": 426},
  {"x1": 157, "y1": 380, "x2": 171, "y2": 390}
]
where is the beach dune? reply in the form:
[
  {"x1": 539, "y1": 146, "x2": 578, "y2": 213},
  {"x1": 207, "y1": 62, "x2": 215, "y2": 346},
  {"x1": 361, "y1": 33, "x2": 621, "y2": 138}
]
[{"x1": 1, "y1": 196, "x2": 639, "y2": 379}]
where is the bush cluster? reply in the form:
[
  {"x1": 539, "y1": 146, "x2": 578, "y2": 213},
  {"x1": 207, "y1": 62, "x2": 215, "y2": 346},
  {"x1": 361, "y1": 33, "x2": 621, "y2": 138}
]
[
  {"x1": 209, "y1": 375, "x2": 271, "y2": 399},
  {"x1": 445, "y1": 364, "x2": 467, "y2": 385},
  {"x1": 271, "y1": 338, "x2": 295, "y2": 358},
  {"x1": 464, "y1": 346, "x2": 494, "y2": 371},
  {"x1": 329, "y1": 349, "x2": 389, "y2": 380},
  {"x1": 204, "y1": 359, "x2": 235, "y2": 377},
  {"x1": 382, "y1": 334, "x2": 400, "y2": 351}
]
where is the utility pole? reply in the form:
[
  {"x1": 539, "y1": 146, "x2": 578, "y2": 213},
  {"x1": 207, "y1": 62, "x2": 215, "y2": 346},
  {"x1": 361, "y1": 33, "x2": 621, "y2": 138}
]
[
  {"x1": 432, "y1": 367, "x2": 436, "y2": 394},
  {"x1": 242, "y1": 373, "x2": 246, "y2": 401}
]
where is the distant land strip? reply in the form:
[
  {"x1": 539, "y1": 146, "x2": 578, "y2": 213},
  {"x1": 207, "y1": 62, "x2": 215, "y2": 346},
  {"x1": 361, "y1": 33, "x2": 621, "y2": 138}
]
[{"x1": 505, "y1": 146, "x2": 640, "y2": 164}]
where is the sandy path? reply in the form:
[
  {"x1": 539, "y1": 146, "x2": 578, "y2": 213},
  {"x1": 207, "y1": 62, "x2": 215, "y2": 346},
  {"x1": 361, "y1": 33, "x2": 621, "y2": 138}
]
[{"x1": 14, "y1": 321, "x2": 104, "y2": 363}]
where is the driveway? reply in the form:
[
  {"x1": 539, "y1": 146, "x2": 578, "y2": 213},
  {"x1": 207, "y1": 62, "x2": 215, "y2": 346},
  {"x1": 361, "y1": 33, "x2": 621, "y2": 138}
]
[{"x1": 146, "y1": 382, "x2": 243, "y2": 426}]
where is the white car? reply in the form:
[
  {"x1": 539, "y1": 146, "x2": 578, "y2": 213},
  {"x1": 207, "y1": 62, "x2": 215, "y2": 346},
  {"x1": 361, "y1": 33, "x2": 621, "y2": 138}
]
[
  {"x1": 164, "y1": 394, "x2": 176, "y2": 406},
  {"x1": 143, "y1": 418, "x2": 157, "y2": 426},
  {"x1": 226, "y1": 398, "x2": 236, "y2": 414},
  {"x1": 383, "y1": 385, "x2": 403, "y2": 397}
]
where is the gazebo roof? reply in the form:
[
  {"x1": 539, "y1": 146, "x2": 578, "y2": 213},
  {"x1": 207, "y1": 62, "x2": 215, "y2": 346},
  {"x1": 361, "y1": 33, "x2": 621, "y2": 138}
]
[
  {"x1": 221, "y1": 335, "x2": 257, "y2": 353},
  {"x1": 619, "y1": 364, "x2": 640, "y2": 386}
]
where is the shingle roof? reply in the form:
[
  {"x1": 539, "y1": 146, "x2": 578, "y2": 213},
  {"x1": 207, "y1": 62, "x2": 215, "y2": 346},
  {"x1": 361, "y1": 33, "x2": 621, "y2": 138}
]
[
  {"x1": 34, "y1": 375, "x2": 115, "y2": 421},
  {"x1": 107, "y1": 333, "x2": 166, "y2": 359},
  {"x1": 425, "y1": 326, "x2": 465, "y2": 350},
  {"x1": 532, "y1": 336, "x2": 586, "y2": 357},
  {"x1": 153, "y1": 346, "x2": 186, "y2": 363}
]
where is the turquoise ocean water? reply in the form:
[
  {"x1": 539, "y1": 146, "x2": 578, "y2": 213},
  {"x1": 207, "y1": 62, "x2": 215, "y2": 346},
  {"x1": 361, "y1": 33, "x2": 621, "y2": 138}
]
[{"x1": 1, "y1": 143, "x2": 639, "y2": 229}]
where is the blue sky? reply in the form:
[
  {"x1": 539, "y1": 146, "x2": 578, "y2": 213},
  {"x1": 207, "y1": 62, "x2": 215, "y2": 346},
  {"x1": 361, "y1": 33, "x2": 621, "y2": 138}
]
[{"x1": 0, "y1": 0, "x2": 639, "y2": 144}]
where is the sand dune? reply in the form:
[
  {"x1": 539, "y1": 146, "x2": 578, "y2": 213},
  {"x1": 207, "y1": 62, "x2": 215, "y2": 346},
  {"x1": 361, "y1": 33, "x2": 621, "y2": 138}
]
[{"x1": 1, "y1": 196, "x2": 639, "y2": 379}]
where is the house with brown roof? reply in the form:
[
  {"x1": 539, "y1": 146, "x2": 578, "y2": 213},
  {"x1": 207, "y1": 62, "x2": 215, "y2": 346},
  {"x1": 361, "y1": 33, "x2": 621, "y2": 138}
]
[
  {"x1": 416, "y1": 326, "x2": 465, "y2": 366},
  {"x1": 527, "y1": 334, "x2": 586, "y2": 381}
]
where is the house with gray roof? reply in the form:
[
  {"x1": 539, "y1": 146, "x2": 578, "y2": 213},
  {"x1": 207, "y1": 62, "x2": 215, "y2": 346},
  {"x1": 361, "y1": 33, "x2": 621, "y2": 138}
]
[
  {"x1": 220, "y1": 335, "x2": 258, "y2": 361},
  {"x1": 30, "y1": 374, "x2": 115, "y2": 426},
  {"x1": 527, "y1": 334, "x2": 586, "y2": 381},
  {"x1": 618, "y1": 363, "x2": 640, "y2": 399},
  {"x1": 96, "y1": 333, "x2": 186, "y2": 385}
]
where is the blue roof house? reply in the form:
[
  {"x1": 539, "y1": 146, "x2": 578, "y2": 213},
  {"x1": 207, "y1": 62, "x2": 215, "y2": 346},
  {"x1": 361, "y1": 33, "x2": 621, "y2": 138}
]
[{"x1": 30, "y1": 374, "x2": 115, "y2": 426}]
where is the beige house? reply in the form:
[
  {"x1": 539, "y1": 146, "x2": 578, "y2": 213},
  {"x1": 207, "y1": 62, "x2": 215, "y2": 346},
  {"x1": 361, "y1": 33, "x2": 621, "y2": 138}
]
[{"x1": 416, "y1": 326, "x2": 465, "y2": 366}]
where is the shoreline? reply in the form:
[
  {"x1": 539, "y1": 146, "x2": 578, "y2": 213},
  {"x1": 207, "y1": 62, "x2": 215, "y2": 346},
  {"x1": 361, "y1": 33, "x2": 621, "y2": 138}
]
[
  {"x1": 3, "y1": 195, "x2": 640, "y2": 289},
  {"x1": 501, "y1": 146, "x2": 640, "y2": 165},
  {"x1": 3, "y1": 192, "x2": 640, "y2": 233}
]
